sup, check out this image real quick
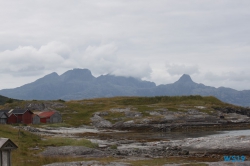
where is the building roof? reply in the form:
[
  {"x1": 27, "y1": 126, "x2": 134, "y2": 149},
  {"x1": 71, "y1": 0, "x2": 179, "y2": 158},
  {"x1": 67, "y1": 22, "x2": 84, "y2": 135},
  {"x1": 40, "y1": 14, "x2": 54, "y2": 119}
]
[
  {"x1": 0, "y1": 138, "x2": 18, "y2": 150},
  {"x1": 0, "y1": 109, "x2": 33, "y2": 116},
  {"x1": 33, "y1": 111, "x2": 42, "y2": 115},
  {"x1": 0, "y1": 112, "x2": 7, "y2": 118},
  {"x1": 10, "y1": 109, "x2": 33, "y2": 115},
  {"x1": 0, "y1": 109, "x2": 30, "y2": 114},
  {"x1": 32, "y1": 114, "x2": 40, "y2": 118},
  {"x1": 38, "y1": 111, "x2": 56, "y2": 118},
  {"x1": 0, "y1": 110, "x2": 16, "y2": 117},
  {"x1": 0, "y1": 110, "x2": 9, "y2": 113}
]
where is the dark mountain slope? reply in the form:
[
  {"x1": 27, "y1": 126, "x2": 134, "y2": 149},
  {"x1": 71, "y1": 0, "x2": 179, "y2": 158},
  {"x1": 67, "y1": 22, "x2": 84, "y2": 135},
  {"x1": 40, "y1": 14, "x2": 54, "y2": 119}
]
[
  {"x1": 151, "y1": 74, "x2": 250, "y2": 106},
  {"x1": 0, "y1": 69, "x2": 250, "y2": 106},
  {"x1": 0, "y1": 69, "x2": 156, "y2": 100}
]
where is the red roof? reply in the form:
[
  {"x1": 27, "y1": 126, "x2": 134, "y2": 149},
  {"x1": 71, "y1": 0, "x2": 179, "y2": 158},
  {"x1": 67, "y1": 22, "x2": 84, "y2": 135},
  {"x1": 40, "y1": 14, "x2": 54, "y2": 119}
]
[{"x1": 38, "y1": 111, "x2": 55, "y2": 118}]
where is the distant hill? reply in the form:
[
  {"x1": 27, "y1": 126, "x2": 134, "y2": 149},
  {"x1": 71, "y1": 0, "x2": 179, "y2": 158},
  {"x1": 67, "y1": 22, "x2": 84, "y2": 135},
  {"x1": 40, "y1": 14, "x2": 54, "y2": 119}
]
[
  {"x1": 0, "y1": 95, "x2": 20, "y2": 105},
  {"x1": 0, "y1": 68, "x2": 250, "y2": 107}
]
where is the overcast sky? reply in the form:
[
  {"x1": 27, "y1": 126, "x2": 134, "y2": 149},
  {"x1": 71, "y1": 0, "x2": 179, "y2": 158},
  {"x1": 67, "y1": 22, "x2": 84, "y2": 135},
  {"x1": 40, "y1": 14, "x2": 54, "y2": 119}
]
[{"x1": 1, "y1": 0, "x2": 250, "y2": 90}]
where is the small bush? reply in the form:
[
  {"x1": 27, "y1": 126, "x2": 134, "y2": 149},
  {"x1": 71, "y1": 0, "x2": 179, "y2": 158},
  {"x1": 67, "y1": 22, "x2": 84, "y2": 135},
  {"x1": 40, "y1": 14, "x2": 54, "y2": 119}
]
[
  {"x1": 110, "y1": 144, "x2": 118, "y2": 149},
  {"x1": 57, "y1": 99, "x2": 65, "y2": 102},
  {"x1": 42, "y1": 137, "x2": 98, "y2": 148},
  {"x1": 5, "y1": 98, "x2": 13, "y2": 103}
]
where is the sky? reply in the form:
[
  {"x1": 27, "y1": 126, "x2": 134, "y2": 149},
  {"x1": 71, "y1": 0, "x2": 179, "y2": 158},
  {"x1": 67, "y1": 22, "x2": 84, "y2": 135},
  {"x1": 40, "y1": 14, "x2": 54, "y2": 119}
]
[{"x1": 0, "y1": 0, "x2": 250, "y2": 90}]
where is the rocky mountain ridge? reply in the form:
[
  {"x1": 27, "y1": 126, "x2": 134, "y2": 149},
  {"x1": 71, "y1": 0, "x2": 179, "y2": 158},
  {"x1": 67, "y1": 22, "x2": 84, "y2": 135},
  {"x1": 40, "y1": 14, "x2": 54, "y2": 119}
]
[{"x1": 0, "y1": 68, "x2": 250, "y2": 106}]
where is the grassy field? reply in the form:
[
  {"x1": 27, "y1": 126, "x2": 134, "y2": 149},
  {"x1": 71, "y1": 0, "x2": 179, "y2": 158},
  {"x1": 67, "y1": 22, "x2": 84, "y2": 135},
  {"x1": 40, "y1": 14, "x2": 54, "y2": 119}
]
[
  {"x1": 56, "y1": 96, "x2": 233, "y2": 126},
  {"x1": 0, "y1": 124, "x2": 99, "y2": 166},
  {"x1": 0, "y1": 96, "x2": 240, "y2": 165},
  {"x1": 0, "y1": 124, "x2": 220, "y2": 166},
  {"x1": 1, "y1": 95, "x2": 235, "y2": 127}
]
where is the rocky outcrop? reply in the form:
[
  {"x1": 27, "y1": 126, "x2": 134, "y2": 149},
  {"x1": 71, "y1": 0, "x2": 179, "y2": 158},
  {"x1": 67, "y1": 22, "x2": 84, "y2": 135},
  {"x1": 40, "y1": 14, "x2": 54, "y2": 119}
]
[
  {"x1": 95, "y1": 106, "x2": 250, "y2": 131},
  {"x1": 168, "y1": 135, "x2": 250, "y2": 155},
  {"x1": 91, "y1": 114, "x2": 112, "y2": 128},
  {"x1": 41, "y1": 146, "x2": 105, "y2": 157},
  {"x1": 163, "y1": 161, "x2": 250, "y2": 166},
  {"x1": 41, "y1": 135, "x2": 250, "y2": 160},
  {"x1": 213, "y1": 106, "x2": 250, "y2": 117},
  {"x1": 26, "y1": 101, "x2": 66, "y2": 111},
  {"x1": 43, "y1": 161, "x2": 131, "y2": 166}
]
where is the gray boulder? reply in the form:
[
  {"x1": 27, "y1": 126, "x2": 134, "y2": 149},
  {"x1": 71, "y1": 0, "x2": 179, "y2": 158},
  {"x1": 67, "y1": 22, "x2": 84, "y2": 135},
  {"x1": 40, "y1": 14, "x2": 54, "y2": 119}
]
[{"x1": 91, "y1": 114, "x2": 112, "y2": 128}]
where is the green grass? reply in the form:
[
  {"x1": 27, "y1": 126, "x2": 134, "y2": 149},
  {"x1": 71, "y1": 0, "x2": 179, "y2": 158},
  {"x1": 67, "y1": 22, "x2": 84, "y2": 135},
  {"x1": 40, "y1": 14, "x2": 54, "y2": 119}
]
[
  {"x1": 128, "y1": 157, "x2": 216, "y2": 166},
  {"x1": 39, "y1": 123, "x2": 73, "y2": 128},
  {"x1": 58, "y1": 101, "x2": 109, "y2": 126},
  {"x1": 41, "y1": 137, "x2": 98, "y2": 148},
  {"x1": 1, "y1": 95, "x2": 238, "y2": 128},
  {"x1": 104, "y1": 112, "x2": 125, "y2": 123},
  {"x1": 0, "y1": 125, "x2": 98, "y2": 166},
  {"x1": 0, "y1": 95, "x2": 240, "y2": 166}
]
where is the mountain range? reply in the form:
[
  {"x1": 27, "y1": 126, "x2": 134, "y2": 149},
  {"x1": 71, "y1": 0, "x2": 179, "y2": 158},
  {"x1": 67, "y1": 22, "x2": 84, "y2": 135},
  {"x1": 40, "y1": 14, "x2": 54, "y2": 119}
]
[{"x1": 0, "y1": 68, "x2": 250, "y2": 107}]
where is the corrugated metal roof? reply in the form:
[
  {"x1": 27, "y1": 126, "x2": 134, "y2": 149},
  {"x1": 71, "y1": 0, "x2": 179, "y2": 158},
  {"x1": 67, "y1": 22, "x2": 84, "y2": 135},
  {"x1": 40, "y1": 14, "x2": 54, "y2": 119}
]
[{"x1": 38, "y1": 111, "x2": 55, "y2": 118}]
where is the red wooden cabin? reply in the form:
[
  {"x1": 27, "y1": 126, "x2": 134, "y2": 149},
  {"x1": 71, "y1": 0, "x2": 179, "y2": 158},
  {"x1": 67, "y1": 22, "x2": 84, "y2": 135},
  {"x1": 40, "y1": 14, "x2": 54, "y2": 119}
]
[
  {"x1": 7, "y1": 109, "x2": 33, "y2": 124},
  {"x1": 0, "y1": 109, "x2": 33, "y2": 124},
  {"x1": 0, "y1": 110, "x2": 17, "y2": 124},
  {"x1": 7, "y1": 113, "x2": 17, "y2": 124}
]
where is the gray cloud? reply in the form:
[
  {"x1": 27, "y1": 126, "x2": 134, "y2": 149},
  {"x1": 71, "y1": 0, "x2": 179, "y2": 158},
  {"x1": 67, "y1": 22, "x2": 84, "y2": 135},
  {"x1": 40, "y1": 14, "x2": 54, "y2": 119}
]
[
  {"x1": 0, "y1": 1, "x2": 250, "y2": 90},
  {"x1": 205, "y1": 72, "x2": 250, "y2": 82},
  {"x1": 166, "y1": 63, "x2": 199, "y2": 76}
]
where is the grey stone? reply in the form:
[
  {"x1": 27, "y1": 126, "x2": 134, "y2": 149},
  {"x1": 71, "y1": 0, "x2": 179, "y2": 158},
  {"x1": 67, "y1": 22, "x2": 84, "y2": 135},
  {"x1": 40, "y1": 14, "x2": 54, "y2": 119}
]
[
  {"x1": 41, "y1": 146, "x2": 105, "y2": 157},
  {"x1": 91, "y1": 114, "x2": 112, "y2": 128},
  {"x1": 43, "y1": 161, "x2": 131, "y2": 166}
]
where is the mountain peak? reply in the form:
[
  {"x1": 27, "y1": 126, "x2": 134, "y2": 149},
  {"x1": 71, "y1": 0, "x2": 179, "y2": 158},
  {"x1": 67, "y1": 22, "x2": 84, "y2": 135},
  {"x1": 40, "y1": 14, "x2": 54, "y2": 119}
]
[
  {"x1": 60, "y1": 68, "x2": 95, "y2": 81},
  {"x1": 176, "y1": 74, "x2": 194, "y2": 83}
]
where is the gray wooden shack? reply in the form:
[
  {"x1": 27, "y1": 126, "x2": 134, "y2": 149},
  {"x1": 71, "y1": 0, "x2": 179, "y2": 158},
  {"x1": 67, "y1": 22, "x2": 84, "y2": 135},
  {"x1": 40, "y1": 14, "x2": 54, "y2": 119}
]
[
  {"x1": 50, "y1": 112, "x2": 62, "y2": 123},
  {"x1": 32, "y1": 114, "x2": 40, "y2": 124},
  {"x1": 0, "y1": 138, "x2": 18, "y2": 166},
  {"x1": 0, "y1": 112, "x2": 8, "y2": 124}
]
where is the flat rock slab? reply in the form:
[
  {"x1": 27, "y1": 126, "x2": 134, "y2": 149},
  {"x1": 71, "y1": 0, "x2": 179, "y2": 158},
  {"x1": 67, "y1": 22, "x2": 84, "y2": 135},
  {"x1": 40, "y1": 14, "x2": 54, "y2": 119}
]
[
  {"x1": 41, "y1": 146, "x2": 105, "y2": 157},
  {"x1": 168, "y1": 135, "x2": 250, "y2": 154},
  {"x1": 43, "y1": 161, "x2": 131, "y2": 166},
  {"x1": 163, "y1": 161, "x2": 250, "y2": 166}
]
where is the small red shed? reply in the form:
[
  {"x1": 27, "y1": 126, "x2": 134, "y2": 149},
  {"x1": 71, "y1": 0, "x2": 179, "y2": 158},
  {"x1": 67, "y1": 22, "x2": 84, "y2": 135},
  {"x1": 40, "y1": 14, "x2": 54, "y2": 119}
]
[
  {"x1": 38, "y1": 111, "x2": 62, "y2": 123},
  {"x1": 0, "y1": 109, "x2": 33, "y2": 124},
  {"x1": 0, "y1": 110, "x2": 17, "y2": 124},
  {"x1": 10, "y1": 109, "x2": 33, "y2": 124},
  {"x1": 7, "y1": 113, "x2": 17, "y2": 124},
  {"x1": 39, "y1": 111, "x2": 55, "y2": 123}
]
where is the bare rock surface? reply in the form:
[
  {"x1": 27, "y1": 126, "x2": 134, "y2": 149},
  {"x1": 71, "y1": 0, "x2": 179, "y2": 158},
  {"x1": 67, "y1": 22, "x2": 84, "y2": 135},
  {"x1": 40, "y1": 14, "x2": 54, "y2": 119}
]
[
  {"x1": 26, "y1": 101, "x2": 66, "y2": 110},
  {"x1": 167, "y1": 135, "x2": 250, "y2": 155},
  {"x1": 43, "y1": 161, "x2": 131, "y2": 166},
  {"x1": 163, "y1": 161, "x2": 250, "y2": 166},
  {"x1": 41, "y1": 146, "x2": 105, "y2": 157},
  {"x1": 91, "y1": 114, "x2": 112, "y2": 128}
]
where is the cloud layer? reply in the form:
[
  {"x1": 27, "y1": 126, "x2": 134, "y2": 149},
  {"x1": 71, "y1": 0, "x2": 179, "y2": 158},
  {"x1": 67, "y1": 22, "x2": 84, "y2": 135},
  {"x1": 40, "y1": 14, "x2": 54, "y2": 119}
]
[{"x1": 1, "y1": 1, "x2": 250, "y2": 90}]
